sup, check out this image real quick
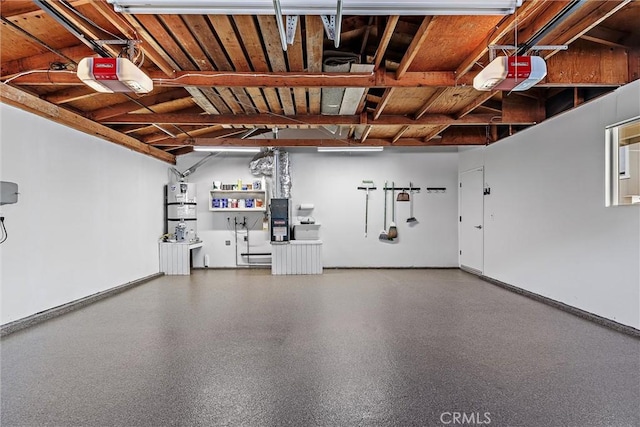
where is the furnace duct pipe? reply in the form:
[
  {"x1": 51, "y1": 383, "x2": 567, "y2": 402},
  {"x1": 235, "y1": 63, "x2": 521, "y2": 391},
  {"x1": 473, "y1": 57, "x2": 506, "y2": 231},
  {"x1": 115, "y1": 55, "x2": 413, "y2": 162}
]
[{"x1": 249, "y1": 149, "x2": 291, "y2": 199}]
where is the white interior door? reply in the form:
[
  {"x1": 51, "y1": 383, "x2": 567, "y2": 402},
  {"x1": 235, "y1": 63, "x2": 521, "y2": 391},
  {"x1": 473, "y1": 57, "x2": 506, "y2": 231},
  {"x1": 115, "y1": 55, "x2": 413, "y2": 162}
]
[{"x1": 459, "y1": 167, "x2": 484, "y2": 274}]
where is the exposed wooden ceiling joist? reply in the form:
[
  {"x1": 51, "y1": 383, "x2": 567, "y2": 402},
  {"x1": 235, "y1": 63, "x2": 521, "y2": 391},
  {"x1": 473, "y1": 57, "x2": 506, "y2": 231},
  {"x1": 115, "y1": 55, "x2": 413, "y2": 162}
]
[
  {"x1": 1, "y1": 0, "x2": 637, "y2": 160},
  {"x1": 100, "y1": 112, "x2": 540, "y2": 126},
  {"x1": 395, "y1": 16, "x2": 435, "y2": 80},
  {"x1": 1, "y1": 84, "x2": 175, "y2": 164},
  {"x1": 8, "y1": 61, "x2": 630, "y2": 88},
  {"x1": 43, "y1": 86, "x2": 96, "y2": 104},
  {"x1": 1, "y1": 44, "x2": 92, "y2": 78},
  {"x1": 373, "y1": 16, "x2": 399, "y2": 70},
  {"x1": 168, "y1": 136, "x2": 487, "y2": 147},
  {"x1": 88, "y1": 88, "x2": 190, "y2": 121},
  {"x1": 455, "y1": 0, "x2": 553, "y2": 79}
]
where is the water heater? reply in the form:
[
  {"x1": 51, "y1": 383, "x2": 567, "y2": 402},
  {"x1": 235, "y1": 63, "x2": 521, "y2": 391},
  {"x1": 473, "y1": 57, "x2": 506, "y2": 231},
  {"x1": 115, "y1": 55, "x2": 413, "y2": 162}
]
[{"x1": 166, "y1": 182, "x2": 198, "y2": 242}]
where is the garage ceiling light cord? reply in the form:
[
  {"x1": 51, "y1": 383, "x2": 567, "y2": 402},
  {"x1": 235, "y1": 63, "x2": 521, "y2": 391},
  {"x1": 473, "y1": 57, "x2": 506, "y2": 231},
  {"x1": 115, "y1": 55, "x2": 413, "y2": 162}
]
[{"x1": 1, "y1": 69, "x2": 75, "y2": 85}]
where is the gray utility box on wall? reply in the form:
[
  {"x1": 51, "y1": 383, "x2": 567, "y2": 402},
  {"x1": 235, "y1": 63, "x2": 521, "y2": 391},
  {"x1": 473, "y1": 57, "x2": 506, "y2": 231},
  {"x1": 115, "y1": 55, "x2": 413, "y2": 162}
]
[{"x1": 0, "y1": 181, "x2": 19, "y2": 205}]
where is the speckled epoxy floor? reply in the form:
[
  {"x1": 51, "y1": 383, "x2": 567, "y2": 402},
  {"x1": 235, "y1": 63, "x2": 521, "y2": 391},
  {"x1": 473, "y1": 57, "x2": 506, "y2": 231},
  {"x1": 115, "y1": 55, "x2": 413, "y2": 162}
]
[{"x1": 1, "y1": 269, "x2": 639, "y2": 426}]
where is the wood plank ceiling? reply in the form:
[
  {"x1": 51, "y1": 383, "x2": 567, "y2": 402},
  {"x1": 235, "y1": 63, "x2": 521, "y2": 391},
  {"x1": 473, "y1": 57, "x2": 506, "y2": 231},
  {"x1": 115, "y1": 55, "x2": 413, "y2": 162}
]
[{"x1": 1, "y1": 0, "x2": 639, "y2": 164}]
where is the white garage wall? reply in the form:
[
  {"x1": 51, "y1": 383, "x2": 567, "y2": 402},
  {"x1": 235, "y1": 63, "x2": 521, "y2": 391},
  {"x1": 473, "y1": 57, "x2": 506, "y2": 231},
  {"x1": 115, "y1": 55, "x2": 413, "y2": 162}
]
[
  {"x1": 177, "y1": 149, "x2": 460, "y2": 268},
  {"x1": 459, "y1": 81, "x2": 640, "y2": 329},
  {"x1": 0, "y1": 104, "x2": 169, "y2": 325}
]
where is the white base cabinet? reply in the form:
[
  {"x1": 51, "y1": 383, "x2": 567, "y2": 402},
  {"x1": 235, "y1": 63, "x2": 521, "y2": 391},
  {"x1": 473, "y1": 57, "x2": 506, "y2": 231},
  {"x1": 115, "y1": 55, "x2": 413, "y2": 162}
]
[
  {"x1": 159, "y1": 241, "x2": 203, "y2": 275},
  {"x1": 271, "y1": 240, "x2": 323, "y2": 275}
]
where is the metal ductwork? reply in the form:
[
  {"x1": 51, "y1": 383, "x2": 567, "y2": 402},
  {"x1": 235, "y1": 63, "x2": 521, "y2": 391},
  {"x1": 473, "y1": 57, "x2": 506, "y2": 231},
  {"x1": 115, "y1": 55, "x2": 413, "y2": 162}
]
[{"x1": 249, "y1": 148, "x2": 292, "y2": 199}]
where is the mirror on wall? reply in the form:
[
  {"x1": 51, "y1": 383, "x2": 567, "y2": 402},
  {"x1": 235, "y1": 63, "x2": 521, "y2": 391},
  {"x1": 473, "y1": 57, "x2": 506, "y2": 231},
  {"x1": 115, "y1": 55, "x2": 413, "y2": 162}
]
[{"x1": 606, "y1": 117, "x2": 640, "y2": 206}]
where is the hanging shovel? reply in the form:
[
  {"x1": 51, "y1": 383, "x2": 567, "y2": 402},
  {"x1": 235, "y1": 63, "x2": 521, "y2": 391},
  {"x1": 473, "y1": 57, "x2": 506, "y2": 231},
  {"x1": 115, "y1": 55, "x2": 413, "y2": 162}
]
[{"x1": 359, "y1": 180, "x2": 375, "y2": 237}]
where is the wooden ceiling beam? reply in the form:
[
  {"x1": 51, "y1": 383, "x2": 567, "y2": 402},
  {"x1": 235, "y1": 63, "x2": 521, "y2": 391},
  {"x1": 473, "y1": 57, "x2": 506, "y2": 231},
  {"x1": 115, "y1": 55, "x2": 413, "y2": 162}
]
[
  {"x1": 456, "y1": 91, "x2": 499, "y2": 119},
  {"x1": 166, "y1": 137, "x2": 486, "y2": 147},
  {"x1": 101, "y1": 112, "x2": 529, "y2": 126},
  {"x1": 146, "y1": 127, "x2": 246, "y2": 145},
  {"x1": 157, "y1": 129, "x2": 267, "y2": 146},
  {"x1": 285, "y1": 17, "x2": 308, "y2": 115},
  {"x1": 13, "y1": 65, "x2": 630, "y2": 88},
  {"x1": 440, "y1": 127, "x2": 491, "y2": 145},
  {"x1": 306, "y1": 16, "x2": 325, "y2": 115},
  {"x1": 423, "y1": 126, "x2": 449, "y2": 142},
  {"x1": 0, "y1": 84, "x2": 175, "y2": 164},
  {"x1": 516, "y1": 1, "x2": 579, "y2": 50},
  {"x1": 414, "y1": 87, "x2": 448, "y2": 120},
  {"x1": 537, "y1": 0, "x2": 633, "y2": 60},
  {"x1": 7, "y1": 69, "x2": 469, "y2": 87},
  {"x1": 161, "y1": 15, "x2": 246, "y2": 115},
  {"x1": 92, "y1": 8, "x2": 180, "y2": 77},
  {"x1": 502, "y1": 94, "x2": 545, "y2": 124},
  {"x1": 167, "y1": 146, "x2": 194, "y2": 156},
  {"x1": 360, "y1": 125, "x2": 373, "y2": 142},
  {"x1": 209, "y1": 15, "x2": 269, "y2": 113},
  {"x1": 581, "y1": 26, "x2": 633, "y2": 49},
  {"x1": 395, "y1": 16, "x2": 435, "y2": 80},
  {"x1": 41, "y1": 1, "x2": 121, "y2": 58},
  {"x1": 1, "y1": 0, "x2": 93, "y2": 19},
  {"x1": 233, "y1": 15, "x2": 284, "y2": 115},
  {"x1": 372, "y1": 88, "x2": 395, "y2": 120},
  {"x1": 373, "y1": 16, "x2": 399, "y2": 71},
  {"x1": 391, "y1": 125, "x2": 410, "y2": 144},
  {"x1": 543, "y1": 43, "x2": 629, "y2": 86},
  {"x1": 455, "y1": 0, "x2": 552, "y2": 78},
  {"x1": 43, "y1": 86, "x2": 97, "y2": 104},
  {"x1": 1, "y1": 44, "x2": 93, "y2": 78},
  {"x1": 107, "y1": 12, "x2": 233, "y2": 117},
  {"x1": 258, "y1": 16, "x2": 295, "y2": 116},
  {"x1": 88, "y1": 88, "x2": 189, "y2": 121},
  {"x1": 89, "y1": 1, "x2": 176, "y2": 77}
]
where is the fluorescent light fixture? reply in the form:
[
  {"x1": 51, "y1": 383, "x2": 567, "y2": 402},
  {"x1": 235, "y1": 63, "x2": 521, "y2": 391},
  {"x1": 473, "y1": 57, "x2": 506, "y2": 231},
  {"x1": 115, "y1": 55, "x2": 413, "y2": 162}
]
[
  {"x1": 193, "y1": 147, "x2": 261, "y2": 153},
  {"x1": 108, "y1": 0, "x2": 522, "y2": 15},
  {"x1": 317, "y1": 146, "x2": 384, "y2": 152}
]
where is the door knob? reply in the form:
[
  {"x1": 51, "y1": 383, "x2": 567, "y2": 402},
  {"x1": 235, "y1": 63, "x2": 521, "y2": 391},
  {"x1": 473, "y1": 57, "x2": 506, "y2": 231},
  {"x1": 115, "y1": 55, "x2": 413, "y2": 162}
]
[{"x1": 474, "y1": 225, "x2": 482, "y2": 229}]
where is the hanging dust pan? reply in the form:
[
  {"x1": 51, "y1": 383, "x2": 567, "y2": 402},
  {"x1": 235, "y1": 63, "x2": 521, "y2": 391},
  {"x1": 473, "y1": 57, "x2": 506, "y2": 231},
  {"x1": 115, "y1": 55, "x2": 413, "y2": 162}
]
[{"x1": 397, "y1": 188, "x2": 410, "y2": 202}]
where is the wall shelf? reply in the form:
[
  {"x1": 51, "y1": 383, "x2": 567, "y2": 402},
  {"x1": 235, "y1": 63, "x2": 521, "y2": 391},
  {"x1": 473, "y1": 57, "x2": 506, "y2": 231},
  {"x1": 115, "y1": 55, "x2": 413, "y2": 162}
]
[
  {"x1": 209, "y1": 186, "x2": 267, "y2": 212},
  {"x1": 210, "y1": 207, "x2": 267, "y2": 212}
]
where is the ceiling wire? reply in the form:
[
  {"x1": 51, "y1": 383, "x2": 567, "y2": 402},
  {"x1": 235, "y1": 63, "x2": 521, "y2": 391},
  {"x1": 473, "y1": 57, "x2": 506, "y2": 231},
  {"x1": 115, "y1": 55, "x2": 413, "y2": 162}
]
[{"x1": 1, "y1": 69, "x2": 75, "y2": 84}]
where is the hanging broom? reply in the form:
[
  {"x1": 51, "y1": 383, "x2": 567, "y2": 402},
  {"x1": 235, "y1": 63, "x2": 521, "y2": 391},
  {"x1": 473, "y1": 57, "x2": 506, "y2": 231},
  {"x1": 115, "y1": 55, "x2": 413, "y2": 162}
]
[
  {"x1": 387, "y1": 181, "x2": 398, "y2": 239},
  {"x1": 379, "y1": 180, "x2": 391, "y2": 240}
]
